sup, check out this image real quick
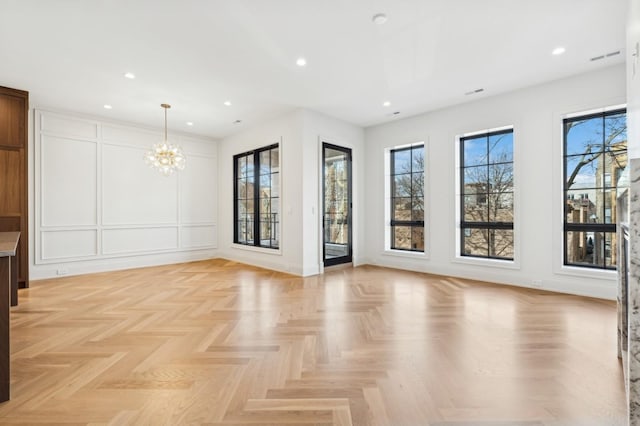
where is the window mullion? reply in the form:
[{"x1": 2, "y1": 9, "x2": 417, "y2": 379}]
[
  {"x1": 485, "y1": 136, "x2": 491, "y2": 232},
  {"x1": 253, "y1": 150, "x2": 260, "y2": 247},
  {"x1": 410, "y1": 147, "x2": 414, "y2": 217}
]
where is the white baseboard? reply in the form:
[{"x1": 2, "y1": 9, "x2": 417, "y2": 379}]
[
  {"x1": 365, "y1": 255, "x2": 616, "y2": 300},
  {"x1": 31, "y1": 249, "x2": 219, "y2": 280},
  {"x1": 36, "y1": 248, "x2": 615, "y2": 300}
]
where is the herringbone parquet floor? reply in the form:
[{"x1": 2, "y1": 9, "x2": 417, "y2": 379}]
[{"x1": 0, "y1": 259, "x2": 626, "y2": 425}]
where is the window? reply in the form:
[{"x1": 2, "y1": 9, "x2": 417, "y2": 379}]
[
  {"x1": 460, "y1": 129, "x2": 514, "y2": 260},
  {"x1": 563, "y1": 109, "x2": 626, "y2": 269},
  {"x1": 389, "y1": 144, "x2": 424, "y2": 251},
  {"x1": 234, "y1": 144, "x2": 280, "y2": 249}
]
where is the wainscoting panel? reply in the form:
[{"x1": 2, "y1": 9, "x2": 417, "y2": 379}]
[
  {"x1": 102, "y1": 124, "x2": 159, "y2": 149},
  {"x1": 102, "y1": 227, "x2": 178, "y2": 255},
  {"x1": 40, "y1": 135, "x2": 97, "y2": 227},
  {"x1": 102, "y1": 143, "x2": 178, "y2": 225},
  {"x1": 180, "y1": 154, "x2": 217, "y2": 225},
  {"x1": 41, "y1": 230, "x2": 98, "y2": 260},
  {"x1": 34, "y1": 109, "x2": 218, "y2": 276},
  {"x1": 180, "y1": 225, "x2": 217, "y2": 249},
  {"x1": 40, "y1": 113, "x2": 98, "y2": 140}
]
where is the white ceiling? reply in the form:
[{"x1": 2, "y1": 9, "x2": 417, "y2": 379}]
[{"x1": 0, "y1": 0, "x2": 628, "y2": 139}]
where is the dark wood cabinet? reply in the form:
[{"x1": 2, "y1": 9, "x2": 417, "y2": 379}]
[{"x1": 0, "y1": 86, "x2": 28, "y2": 295}]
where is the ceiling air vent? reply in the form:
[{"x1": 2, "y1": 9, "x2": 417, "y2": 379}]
[
  {"x1": 464, "y1": 88, "x2": 484, "y2": 96},
  {"x1": 591, "y1": 50, "x2": 621, "y2": 61}
]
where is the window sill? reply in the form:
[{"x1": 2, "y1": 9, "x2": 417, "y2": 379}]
[
  {"x1": 231, "y1": 243, "x2": 282, "y2": 256},
  {"x1": 555, "y1": 265, "x2": 616, "y2": 280},
  {"x1": 453, "y1": 255, "x2": 519, "y2": 270},
  {"x1": 383, "y1": 249, "x2": 428, "y2": 260}
]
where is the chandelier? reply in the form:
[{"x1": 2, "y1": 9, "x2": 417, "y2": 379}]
[{"x1": 144, "y1": 103, "x2": 186, "y2": 176}]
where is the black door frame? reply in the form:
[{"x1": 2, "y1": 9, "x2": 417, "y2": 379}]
[{"x1": 322, "y1": 142, "x2": 352, "y2": 267}]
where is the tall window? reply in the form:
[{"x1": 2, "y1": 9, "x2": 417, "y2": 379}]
[
  {"x1": 390, "y1": 144, "x2": 424, "y2": 251},
  {"x1": 234, "y1": 144, "x2": 280, "y2": 249},
  {"x1": 460, "y1": 129, "x2": 514, "y2": 260},
  {"x1": 563, "y1": 109, "x2": 626, "y2": 269}
]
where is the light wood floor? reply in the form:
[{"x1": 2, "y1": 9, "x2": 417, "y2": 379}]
[{"x1": 0, "y1": 259, "x2": 626, "y2": 425}]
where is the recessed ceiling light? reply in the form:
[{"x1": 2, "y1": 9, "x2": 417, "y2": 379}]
[
  {"x1": 103, "y1": 104, "x2": 112, "y2": 109},
  {"x1": 224, "y1": 101, "x2": 232, "y2": 106},
  {"x1": 552, "y1": 47, "x2": 566, "y2": 56},
  {"x1": 296, "y1": 57, "x2": 307, "y2": 67},
  {"x1": 383, "y1": 101, "x2": 391, "y2": 107},
  {"x1": 372, "y1": 13, "x2": 388, "y2": 25},
  {"x1": 186, "y1": 122, "x2": 194, "y2": 126},
  {"x1": 124, "y1": 72, "x2": 136, "y2": 79}
]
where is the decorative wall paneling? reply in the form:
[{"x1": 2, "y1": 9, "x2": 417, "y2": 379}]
[{"x1": 34, "y1": 110, "x2": 217, "y2": 273}]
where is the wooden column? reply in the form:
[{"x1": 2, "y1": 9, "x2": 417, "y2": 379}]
[
  {"x1": 0, "y1": 231, "x2": 19, "y2": 403},
  {"x1": 0, "y1": 86, "x2": 29, "y2": 301}
]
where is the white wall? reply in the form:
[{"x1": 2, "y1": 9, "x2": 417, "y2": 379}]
[
  {"x1": 217, "y1": 110, "x2": 304, "y2": 274},
  {"x1": 32, "y1": 109, "x2": 218, "y2": 279},
  {"x1": 300, "y1": 110, "x2": 365, "y2": 275},
  {"x1": 364, "y1": 64, "x2": 626, "y2": 299},
  {"x1": 217, "y1": 109, "x2": 363, "y2": 276}
]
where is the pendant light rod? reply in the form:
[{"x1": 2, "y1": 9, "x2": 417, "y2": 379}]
[{"x1": 160, "y1": 103, "x2": 171, "y2": 141}]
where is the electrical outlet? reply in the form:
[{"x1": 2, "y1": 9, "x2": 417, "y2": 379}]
[
  {"x1": 531, "y1": 279, "x2": 543, "y2": 288},
  {"x1": 57, "y1": 268, "x2": 68, "y2": 276}
]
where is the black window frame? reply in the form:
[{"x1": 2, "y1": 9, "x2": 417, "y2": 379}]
[
  {"x1": 389, "y1": 144, "x2": 425, "y2": 252},
  {"x1": 563, "y1": 108, "x2": 626, "y2": 270},
  {"x1": 459, "y1": 128, "x2": 514, "y2": 261},
  {"x1": 233, "y1": 143, "x2": 280, "y2": 249}
]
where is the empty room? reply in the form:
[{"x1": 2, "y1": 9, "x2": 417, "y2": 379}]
[{"x1": 0, "y1": 0, "x2": 639, "y2": 425}]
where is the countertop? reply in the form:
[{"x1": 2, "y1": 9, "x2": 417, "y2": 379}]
[{"x1": 0, "y1": 232, "x2": 20, "y2": 257}]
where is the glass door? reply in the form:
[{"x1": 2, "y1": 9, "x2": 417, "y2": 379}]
[{"x1": 322, "y1": 143, "x2": 352, "y2": 266}]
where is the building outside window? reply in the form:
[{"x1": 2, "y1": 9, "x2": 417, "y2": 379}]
[
  {"x1": 563, "y1": 109, "x2": 626, "y2": 269},
  {"x1": 389, "y1": 144, "x2": 424, "y2": 251},
  {"x1": 234, "y1": 144, "x2": 280, "y2": 249},
  {"x1": 460, "y1": 128, "x2": 514, "y2": 260}
]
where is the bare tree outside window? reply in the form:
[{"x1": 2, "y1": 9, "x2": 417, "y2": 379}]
[
  {"x1": 563, "y1": 109, "x2": 626, "y2": 269},
  {"x1": 324, "y1": 156, "x2": 348, "y2": 245},
  {"x1": 390, "y1": 144, "x2": 425, "y2": 251},
  {"x1": 460, "y1": 129, "x2": 514, "y2": 260}
]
